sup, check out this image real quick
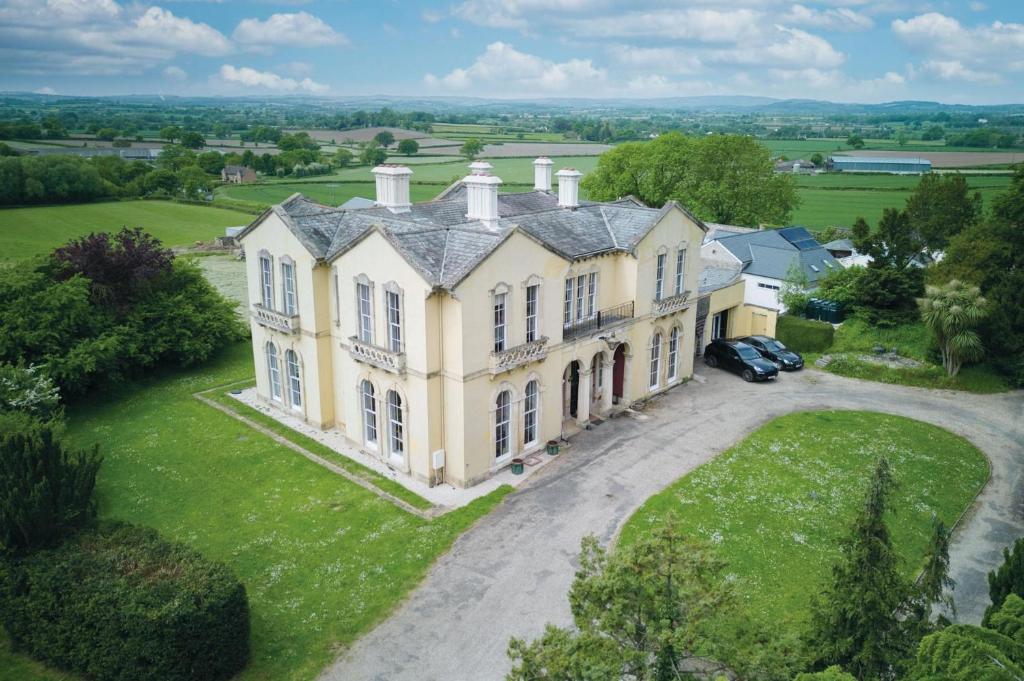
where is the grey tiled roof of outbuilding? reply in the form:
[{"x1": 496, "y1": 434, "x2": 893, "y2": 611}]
[{"x1": 260, "y1": 185, "x2": 693, "y2": 290}]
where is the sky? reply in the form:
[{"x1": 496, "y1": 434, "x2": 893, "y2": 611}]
[{"x1": 0, "y1": 0, "x2": 1022, "y2": 104}]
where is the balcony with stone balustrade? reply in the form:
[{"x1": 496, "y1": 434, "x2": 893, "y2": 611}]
[
  {"x1": 651, "y1": 290, "x2": 693, "y2": 317},
  {"x1": 489, "y1": 337, "x2": 549, "y2": 375},
  {"x1": 348, "y1": 336, "x2": 406, "y2": 375},
  {"x1": 251, "y1": 304, "x2": 300, "y2": 334}
]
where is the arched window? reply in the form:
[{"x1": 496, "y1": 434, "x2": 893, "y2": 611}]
[
  {"x1": 495, "y1": 390, "x2": 512, "y2": 459},
  {"x1": 667, "y1": 328, "x2": 679, "y2": 382},
  {"x1": 523, "y1": 380, "x2": 539, "y2": 446},
  {"x1": 387, "y1": 390, "x2": 404, "y2": 459},
  {"x1": 281, "y1": 257, "x2": 297, "y2": 316},
  {"x1": 649, "y1": 333, "x2": 662, "y2": 389},
  {"x1": 285, "y1": 349, "x2": 302, "y2": 409},
  {"x1": 266, "y1": 342, "x2": 282, "y2": 401},
  {"x1": 361, "y1": 380, "x2": 377, "y2": 446}
]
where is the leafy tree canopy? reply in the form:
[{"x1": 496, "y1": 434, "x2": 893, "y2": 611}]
[{"x1": 905, "y1": 174, "x2": 981, "y2": 251}]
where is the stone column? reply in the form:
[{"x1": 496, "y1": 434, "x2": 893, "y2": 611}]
[
  {"x1": 600, "y1": 355, "x2": 614, "y2": 414},
  {"x1": 576, "y1": 367, "x2": 592, "y2": 427}
]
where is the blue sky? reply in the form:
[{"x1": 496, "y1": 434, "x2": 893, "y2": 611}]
[{"x1": 0, "y1": 0, "x2": 1022, "y2": 103}]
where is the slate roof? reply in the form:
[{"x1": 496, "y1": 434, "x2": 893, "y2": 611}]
[
  {"x1": 707, "y1": 227, "x2": 841, "y2": 285},
  {"x1": 699, "y1": 263, "x2": 742, "y2": 294},
  {"x1": 244, "y1": 184, "x2": 698, "y2": 291}
]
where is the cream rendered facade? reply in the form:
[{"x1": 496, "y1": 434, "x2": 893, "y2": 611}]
[{"x1": 240, "y1": 161, "x2": 764, "y2": 488}]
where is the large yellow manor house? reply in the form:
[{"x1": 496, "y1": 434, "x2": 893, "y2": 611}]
[{"x1": 238, "y1": 159, "x2": 775, "y2": 488}]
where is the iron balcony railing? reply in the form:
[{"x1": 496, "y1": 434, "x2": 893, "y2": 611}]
[{"x1": 562, "y1": 301, "x2": 635, "y2": 342}]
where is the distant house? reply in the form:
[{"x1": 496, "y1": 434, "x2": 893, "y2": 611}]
[
  {"x1": 822, "y1": 237, "x2": 939, "y2": 269},
  {"x1": 222, "y1": 165, "x2": 257, "y2": 184},
  {"x1": 774, "y1": 159, "x2": 818, "y2": 173},
  {"x1": 702, "y1": 226, "x2": 842, "y2": 312},
  {"x1": 828, "y1": 156, "x2": 931, "y2": 174}
]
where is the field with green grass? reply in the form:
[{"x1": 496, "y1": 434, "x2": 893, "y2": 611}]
[
  {"x1": 763, "y1": 138, "x2": 1024, "y2": 158},
  {"x1": 0, "y1": 343, "x2": 509, "y2": 681},
  {"x1": 791, "y1": 174, "x2": 1010, "y2": 229},
  {"x1": 620, "y1": 410, "x2": 988, "y2": 630},
  {"x1": 0, "y1": 201, "x2": 252, "y2": 262}
]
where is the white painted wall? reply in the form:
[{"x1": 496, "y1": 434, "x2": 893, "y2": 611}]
[{"x1": 741, "y1": 273, "x2": 785, "y2": 312}]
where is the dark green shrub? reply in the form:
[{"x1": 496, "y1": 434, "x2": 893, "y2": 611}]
[
  {"x1": 0, "y1": 521, "x2": 250, "y2": 681},
  {"x1": 0, "y1": 412, "x2": 100, "y2": 551},
  {"x1": 985, "y1": 538, "x2": 1024, "y2": 626},
  {"x1": 776, "y1": 315, "x2": 835, "y2": 353}
]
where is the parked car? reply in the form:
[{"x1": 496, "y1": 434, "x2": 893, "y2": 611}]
[
  {"x1": 736, "y1": 335, "x2": 804, "y2": 371},
  {"x1": 703, "y1": 339, "x2": 779, "y2": 382}
]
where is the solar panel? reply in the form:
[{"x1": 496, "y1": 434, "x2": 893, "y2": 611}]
[{"x1": 778, "y1": 226, "x2": 820, "y2": 251}]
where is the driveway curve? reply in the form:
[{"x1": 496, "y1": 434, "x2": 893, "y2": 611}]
[{"x1": 321, "y1": 367, "x2": 1024, "y2": 681}]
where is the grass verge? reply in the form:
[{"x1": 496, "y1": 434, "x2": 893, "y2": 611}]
[
  {"x1": 2, "y1": 342, "x2": 511, "y2": 681},
  {"x1": 620, "y1": 410, "x2": 989, "y2": 630}
]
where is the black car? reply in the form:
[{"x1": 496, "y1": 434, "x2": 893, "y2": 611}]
[
  {"x1": 703, "y1": 339, "x2": 779, "y2": 382},
  {"x1": 737, "y1": 335, "x2": 804, "y2": 371}
]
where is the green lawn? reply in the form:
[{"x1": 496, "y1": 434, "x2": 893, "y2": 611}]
[
  {"x1": 1, "y1": 343, "x2": 510, "y2": 681},
  {"x1": 620, "y1": 411, "x2": 989, "y2": 630},
  {"x1": 792, "y1": 185, "x2": 1007, "y2": 229},
  {"x1": 0, "y1": 201, "x2": 252, "y2": 261},
  {"x1": 762, "y1": 138, "x2": 1024, "y2": 158}
]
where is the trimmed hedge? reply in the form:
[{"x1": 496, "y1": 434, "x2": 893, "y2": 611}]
[
  {"x1": 776, "y1": 315, "x2": 835, "y2": 353},
  {"x1": 0, "y1": 521, "x2": 249, "y2": 681}
]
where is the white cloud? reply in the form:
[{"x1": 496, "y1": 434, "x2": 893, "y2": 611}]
[
  {"x1": 424, "y1": 41, "x2": 606, "y2": 95},
  {"x1": 783, "y1": 4, "x2": 873, "y2": 32},
  {"x1": 218, "y1": 64, "x2": 328, "y2": 93},
  {"x1": 571, "y1": 8, "x2": 763, "y2": 43},
  {"x1": 233, "y1": 12, "x2": 347, "y2": 48},
  {"x1": 452, "y1": 0, "x2": 603, "y2": 29},
  {"x1": 921, "y1": 60, "x2": 1002, "y2": 84},
  {"x1": 0, "y1": 2, "x2": 231, "y2": 75},
  {"x1": 33, "y1": 85, "x2": 56, "y2": 94},
  {"x1": 704, "y1": 25, "x2": 845, "y2": 69},
  {"x1": 278, "y1": 60, "x2": 313, "y2": 77},
  {"x1": 421, "y1": 9, "x2": 443, "y2": 23},
  {"x1": 892, "y1": 12, "x2": 1024, "y2": 82},
  {"x1": 607, "y1": 45, "x2": 702, "y2": 75},
  {"x1": 624, "y1": 74, "x2": 714, "y2": 97},
  {"x1": 163, "y1": 65, "x2": 187, "y2": 80},
  {"x1": 969, "y1": 2, "x2": 987, "y2": 11}
]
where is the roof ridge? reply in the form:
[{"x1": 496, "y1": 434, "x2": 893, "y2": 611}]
[
  {"x1": 599, "y1": 206, "x2": 618, "y2": 249},
  {"x1": 438, "y1": 228, "x2": 451, "y2": 284}
]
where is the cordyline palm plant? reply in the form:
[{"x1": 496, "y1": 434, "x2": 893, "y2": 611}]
[{"x1": 918, "y1": 279, "x2": 988, "y2": 377}]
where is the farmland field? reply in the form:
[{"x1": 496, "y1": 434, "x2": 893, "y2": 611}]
[{"x1": 0, "y1": 200, "x2": 252, "y2": 261}]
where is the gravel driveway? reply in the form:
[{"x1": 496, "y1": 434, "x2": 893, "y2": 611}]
[{"x1": 321, "y1": 367, "x2": 1024, "y2": 681}]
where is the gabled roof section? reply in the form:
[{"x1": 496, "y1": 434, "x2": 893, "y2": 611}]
[
  {"x1": 243, "y1": 184, "x2": 695, "y2": 292},
  {"x1": 708, "y1": 226, "x2": 841, "y2": 284}
]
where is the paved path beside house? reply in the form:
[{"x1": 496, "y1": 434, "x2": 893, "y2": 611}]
[{"x1": 320, "y1": 368, "x2": 1024, "y2": 681}]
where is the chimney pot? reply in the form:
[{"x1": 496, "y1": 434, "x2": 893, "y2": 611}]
[
  {"x1": 463, "y1": 162, "x2": 502, "y2": 223},
  {"x1": 372, "y1": 164, "x2": 413, "y2": 212},
  {"x1": 556, "y1": 168, "x2": 582, "y2": 208},
  {"x1": 533, "y1": 156, "x2": 553, "y2": 191}
]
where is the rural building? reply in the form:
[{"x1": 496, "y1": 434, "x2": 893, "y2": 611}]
[
  {"x1": 222, "y1": 165, "x2": 257, "y2": 183},
  {"x1": 828, "y1": 155, "x2": 932, "y2": 174},
  {"x1": 702, "y1": 227, "x2": 841, "y2": 311},
  {"x1": 774, "y1": 159, "x2": 818, "y2": 173},
  {"x1": 238, "y1": 159, "x2": 775, "y2": 488}
]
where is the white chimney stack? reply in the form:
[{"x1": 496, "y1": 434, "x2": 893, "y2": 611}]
[
  {"x1": 464, "y1": 161, "x2": 502, "y2": 223},
  {"x1": 533, "y1": 157, "x2": 553, "y2": 191},
  {"x1": 372, "y1": 164, "x2": 413, "y2": 212},
  {"x1": 556, "y1": 168, "x2": 582, "y2": 209}
]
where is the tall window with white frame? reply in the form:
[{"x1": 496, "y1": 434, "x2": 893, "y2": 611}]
[
  {"x1": 523, "y1": 380, "x2": 539, "y2": 447},
  {"x1": 587, "y1": 272, "x2": 597, "y2": 318},
  {"x1": 495, "y1": 390, "x2": 511, "y2": 460},
  {"x1": 525, "y1": 283, "x2": 539, "y2": 343},
  {"x1": 493, "y1": 291, "x2": 507, "y2": 352},
  {"x1": 281, "y1": 259, "x2": 297, "y2": 316},
  {"x1": 674, "y1": 248, "x2": 686, "y2": 296},
  {"x1": 285, "y1": 349, "x2": 302, "y2": 410},
  {"x1": 649, "y1": 333, "x2": 662, "y2": 389},
  {"x1": 667, "y1": 327, "x2": 679, "y2": 382},
  {"x1": 387, "y1": 390, "x2": 404, "y2": 461},
  {"x1": 357, "y1": 281, "x2": 373, "y2": 344},
  {"x1": 563, "y1": 278, "x2": 573, "y2": 326},
  {"x1": 386, "y1": 289, "x2": 402, "y2": 353},
  {"x1": 266, "y1": 342, "x2": 282, "y2": 401},
  {"x1": 575, "y1": 274, "x2": 586, "y2": 321},
  {"x1": 655, "y1": 252, "x2": 666, "y2": 301},
  {"x1": 259, "y1": 254, "x2": 273, "y2": 308},
  {"x1": 361, "y1": 380, "x2": 377, "y2": 447}
]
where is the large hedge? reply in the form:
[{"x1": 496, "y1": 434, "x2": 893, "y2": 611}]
[
  {"x1": 0, "y1": 521, "x2": 250, "y2": 681},
  {"x1": 0, "y1": 228, "x2": 243, "y2": 398},
  {"x1": 776, "y1": 315, "x2": 835, "y2": 353}
]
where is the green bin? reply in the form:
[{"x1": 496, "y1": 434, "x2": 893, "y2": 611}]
[
  {"x1": 546, "y1": 440, "x2": 560, "y2": 456},
  {"x1": 511, "y1": 458, "x2": 524, "y2": 475}
]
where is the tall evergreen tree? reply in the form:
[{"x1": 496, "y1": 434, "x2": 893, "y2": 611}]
[
  {"x1": 984, "y1": 538, "x2": 1024, "y2": 626},
  {"x1": 809, "y1": 458, "x2": 914, "y2": 680}
]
